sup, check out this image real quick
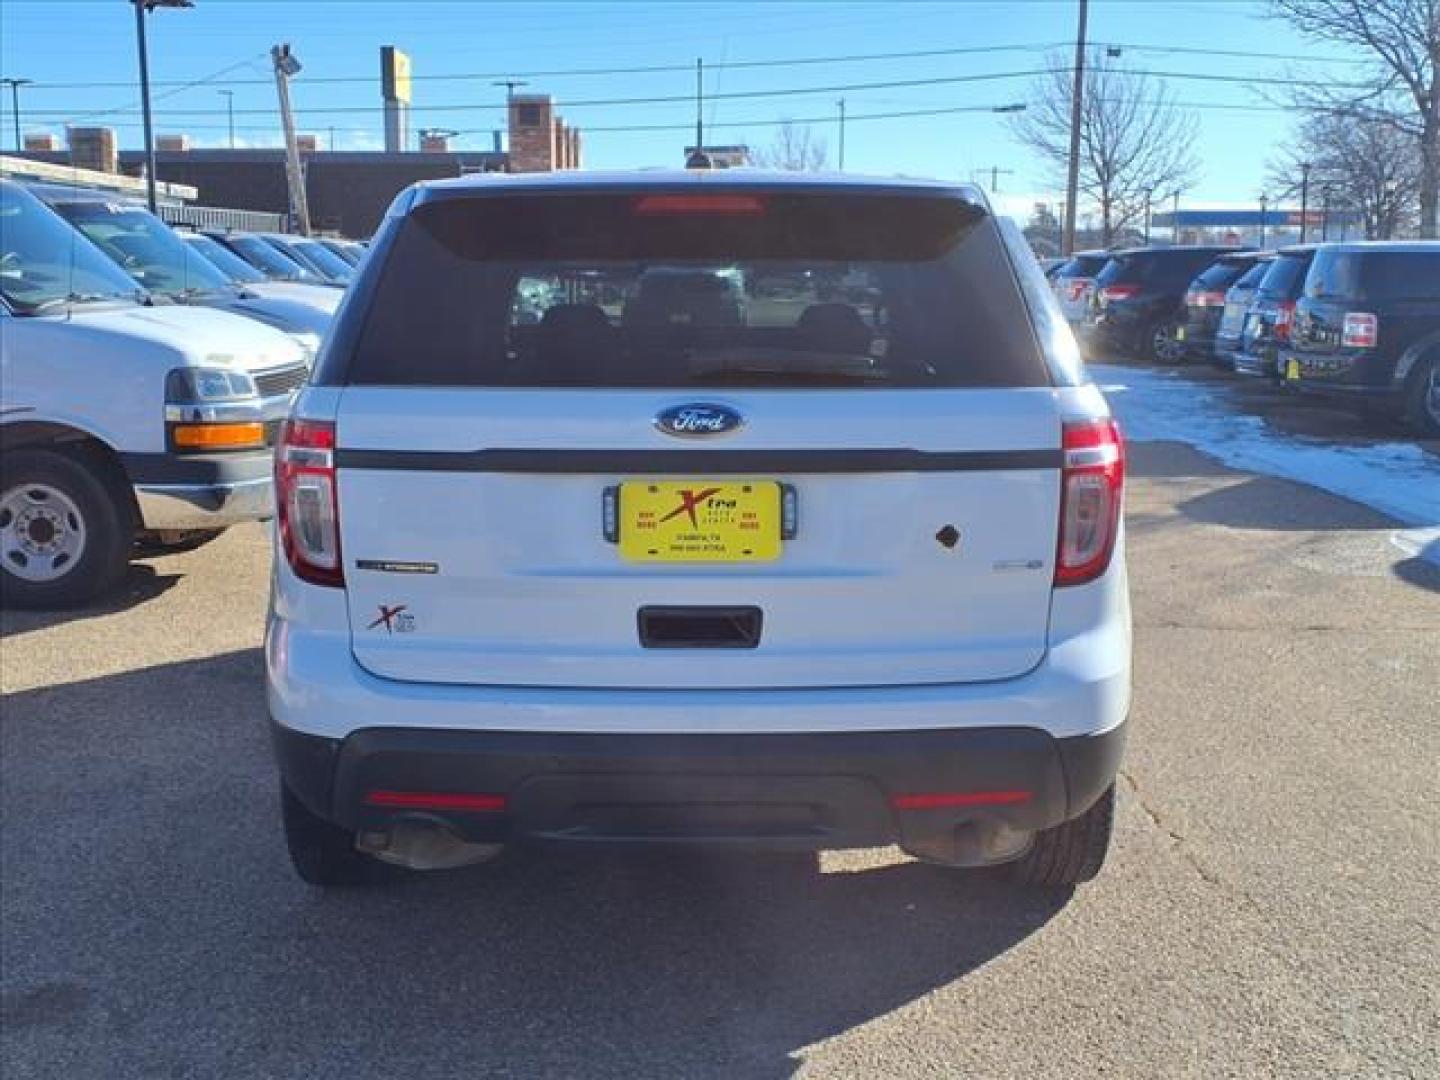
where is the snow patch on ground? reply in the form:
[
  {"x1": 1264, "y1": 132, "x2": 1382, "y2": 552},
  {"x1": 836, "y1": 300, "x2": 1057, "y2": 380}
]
[{"x1": 1090, "y1": 364, "x2": 1440, "y2": 567}]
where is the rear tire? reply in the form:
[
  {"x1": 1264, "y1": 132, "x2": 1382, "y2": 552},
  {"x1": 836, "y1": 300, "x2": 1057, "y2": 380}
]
[
  {"x1": 281, "y1": 783, "x2": 392, "y2": 887},
  {"x1": 1146, "y1": 321, "x2": 1184, "y2": 365},
  {"x1": 1005, "y1": 784, "x2": 1115, "y2": 887},
  {"x1": 0, "y1": 448, "x2": 132, "y2": 609},
  {"x1": 1403, "y1": 354, "x2": 1440, "y2": 437}
]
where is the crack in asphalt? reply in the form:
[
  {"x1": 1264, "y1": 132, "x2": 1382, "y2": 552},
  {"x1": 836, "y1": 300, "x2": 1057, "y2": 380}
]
[{"x1": 1119, "y1": 769, "x2": 1223, "y2": 889}]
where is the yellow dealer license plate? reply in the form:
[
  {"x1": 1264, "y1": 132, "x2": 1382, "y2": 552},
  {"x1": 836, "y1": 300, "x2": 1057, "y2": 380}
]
[
  {"x1": 619, "y1": 481, "x2": 782, "y2": 562},
  {"x1": 1285, "y1": 357, "x2": 1301, "y2": 381}
]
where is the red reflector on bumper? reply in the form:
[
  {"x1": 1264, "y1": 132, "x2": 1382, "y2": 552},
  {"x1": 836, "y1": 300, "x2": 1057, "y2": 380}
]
[
  {"x1": 891, "y1": 790, "x2": 1033, "y2": 810},
  {"x1": 364, "y1": 790, "x2": 507, "y2": 812}
]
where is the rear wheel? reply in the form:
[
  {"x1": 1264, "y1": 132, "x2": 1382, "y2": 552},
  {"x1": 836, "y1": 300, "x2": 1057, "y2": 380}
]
[
  {"x1": 281, "y1": 783, "x2": 392, "y2": 887},
  {"x1": 1146, "y1": 321, "x2": 1185, "y2": 365},
  {"x1": 0, "y1": 448, "x2": 132, "y2": 609},
  {"x1": 1005, "y1": 785, "x2": 1115, "y2": 887},
  {"x1": 1403, "y1": 354, "x2": 1440, "y2": 437}
]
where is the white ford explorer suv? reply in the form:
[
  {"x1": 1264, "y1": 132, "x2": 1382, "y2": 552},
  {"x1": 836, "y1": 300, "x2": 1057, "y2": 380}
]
[
  {"x1": 267, "y1": 172, "x2": 1130, "y2": 888},
  {"x1": 1, "y1": 179, "x2": 308, "y2": 607}
]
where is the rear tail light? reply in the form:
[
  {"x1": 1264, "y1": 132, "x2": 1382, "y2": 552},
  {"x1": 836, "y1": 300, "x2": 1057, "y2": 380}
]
[
  {"x1": 276, "y1": 418, "x2": 343, "y2": 587},
  {"x1": 1066, "y1": 280, "x2": 1090, "y2": 302},
  {"x1": 1342, "y1": 312, "x2": 1378, "y2": 348},
  {"x1": 1099, "y1": 284, "x2": 1140, "y2": 302},
  {"x1": 1274, "y1": 300, "x2": 1296, "y2": 342},
  {"x1": 1187, "y1": 290, "x2": 1226, "y2": 308},
  {"x1": 1055, "y1": 418, "x2": 1125, "y2": 587}
]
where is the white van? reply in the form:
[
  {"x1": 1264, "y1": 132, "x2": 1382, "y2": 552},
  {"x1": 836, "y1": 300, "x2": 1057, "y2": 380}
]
[{"x1": 1, "y1": 179, "x2": 307, "y2": 607}]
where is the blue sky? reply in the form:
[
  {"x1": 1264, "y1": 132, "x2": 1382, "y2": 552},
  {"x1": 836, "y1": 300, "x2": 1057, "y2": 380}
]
[{"x1": 0, "y1": 0, "x2": 1367, "y2": 218}]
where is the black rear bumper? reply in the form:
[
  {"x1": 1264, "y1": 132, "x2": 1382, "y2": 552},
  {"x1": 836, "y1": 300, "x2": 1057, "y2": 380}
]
[{"x1": 272, "y1": 722, "x2": 1126, "y2": 852}]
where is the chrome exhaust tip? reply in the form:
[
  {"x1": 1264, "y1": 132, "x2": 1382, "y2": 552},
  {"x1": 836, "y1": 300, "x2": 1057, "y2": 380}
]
[{"x1": 357, "y1": 815, "x2": 504, "y2": 871}]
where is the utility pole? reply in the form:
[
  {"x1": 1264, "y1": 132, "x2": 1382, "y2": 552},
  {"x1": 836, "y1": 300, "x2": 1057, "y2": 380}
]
[
  {"x1": 837, "y1": 98, "x2": 846, "y2": 171},
  {"x1": 271, "y1": 43, "x2": 311, "y2": 236},
  {"x1": 1258, "y1": 193, "x2": 1269, "y2": 248},
  {"x1": 1298, "y1": 162, "x2": 1312, "y2": 243},
  {"x1": 973, "y1": 165, "x2": 1014, "y2": 192},
  {"x1": 1061, "y1": 0, "x2": 1089, "y2": 256},
  {"x1": 1172, "y1": 188, "x2": 1182, "y2": 244},
  {"x1": 1, "y1": 78, "x2": 32, "y2": 152},
  {"x1": 695, "y1": 57, "x2": 704, "y2": 153},
  {"x1": 217, "y1": 89, "x2": 234, "y2": 149},
  {"x1": 685, "y1": 58, "x2": 711, "y2": 168},
  {"x1": 1143, "y1": 189, "x2": 1154, "y2": 244}
]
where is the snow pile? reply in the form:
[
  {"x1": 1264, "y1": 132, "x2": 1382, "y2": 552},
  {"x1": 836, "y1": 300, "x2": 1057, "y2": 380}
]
[{"x1": 1090, "y1": 364, "x2": 1440, "y2": 567}]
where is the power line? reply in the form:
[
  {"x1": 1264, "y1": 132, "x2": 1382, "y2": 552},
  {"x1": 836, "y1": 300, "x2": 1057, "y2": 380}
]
[
  {"x1": 15, "y1": 63, "x2": 1370, "y2": 122},
  {"x1": 5, "y1": 37, "x2": 1371, "y2": 94},
  {"x1": 10, "y1": 42, "x2": 1068, "y2": 91},
  {"x1": 17, "y1": 68, "x2": 1056, "y2": 118}
]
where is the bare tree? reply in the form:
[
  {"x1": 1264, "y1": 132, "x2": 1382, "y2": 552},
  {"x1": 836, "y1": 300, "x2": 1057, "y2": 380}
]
[
  {"x1": 1010, "y1": 51, "x2": 1198, "y2": 246},
  {"x1": 1268, "y1": 113, "x2": 1422, "y2": 238},
  {"x1": 1271, "y1": 0, "x2": 1439, "y2": 238},
  {"x1": 753, "y1": 121, "x2": 828, "y2": 171}
]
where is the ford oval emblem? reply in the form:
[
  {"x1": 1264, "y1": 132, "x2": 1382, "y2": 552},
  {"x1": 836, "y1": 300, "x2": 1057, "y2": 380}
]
[{"x1": 654, "y1": 403, "x2": 744, "y2": 438}]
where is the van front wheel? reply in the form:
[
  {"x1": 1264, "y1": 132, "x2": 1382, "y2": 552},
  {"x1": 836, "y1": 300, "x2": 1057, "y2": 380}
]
[{"x1": 0, "y1": 448, "x2": 132, "y2": 609}]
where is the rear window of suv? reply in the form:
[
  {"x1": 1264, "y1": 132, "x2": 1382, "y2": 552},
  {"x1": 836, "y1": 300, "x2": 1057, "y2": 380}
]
[
  {"x1": 1192, "y1": 260, "x2": 1251, "y2": 291},
  {"x1": 1232, "y1": 260, "x2": 1272, "y2": 290},
  {"x1": 1256, "y1": 253, "x2": 1312, "y2": 299},
  {"x1": 1054, "y1": 254, "x2": 1108, "y2": 279},
  {"x1": 346, "y1": 191, "x2": 1050, "y2": 389},
  {"x1": 1305, "y1": 250, "x2": 1440, "y2": 302}
]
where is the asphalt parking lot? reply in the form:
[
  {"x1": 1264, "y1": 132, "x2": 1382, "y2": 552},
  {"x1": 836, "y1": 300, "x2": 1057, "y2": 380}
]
[{"x1": 3, "y1": 405, "x2": 1438, "y2": 1077}]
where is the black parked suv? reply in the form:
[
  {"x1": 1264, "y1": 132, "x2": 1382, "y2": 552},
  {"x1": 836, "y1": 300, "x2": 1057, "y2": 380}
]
[
  {"x1": 1211, "y1": 254, "x2": 1275, "y2": 369},
  {"x1": 1234, "y1": 245, "x2": 1318, "y2": 380},
  {"x1": 1176, "y1": 251, "x2": 1268, "y2": 364},
  {"x1": 1283, "y1": 242, "x2": 1440, "y2": 434},
  {"x1": 1083, "y1": 245, "x2": 1247, "y2": 363}
]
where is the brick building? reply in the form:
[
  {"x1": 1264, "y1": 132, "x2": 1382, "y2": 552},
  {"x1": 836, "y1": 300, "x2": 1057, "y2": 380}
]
[{"x1": 17, "y1": 93, "x2": 581, "y2": 238}]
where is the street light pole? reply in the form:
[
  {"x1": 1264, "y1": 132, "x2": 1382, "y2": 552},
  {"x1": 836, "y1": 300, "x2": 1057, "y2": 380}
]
[
  {"x1": 1061, "y1": 0, "x2": 1089, "y2": 256},
  {"x1": 837, "y1": 98, "x2": 846, "y2": 171},
  {"x1": 1258, "y1": 193, "x2": 1269, "y2": 248},
  {"x1": 1, "y1": 78, "x2": 32, "y2": 152},
  {"x1": 1298, "y1": 162, "x2": 1312, "y2": 244},
  {"x1": 131, "y1": 0, "x2": 192, "y2": 213},
  {"x1": 134, "y1": 0, "x2": 158, "y2": 211},
  {"x1": 218, "y1": 89, "x2": 234, "y2": 149}
]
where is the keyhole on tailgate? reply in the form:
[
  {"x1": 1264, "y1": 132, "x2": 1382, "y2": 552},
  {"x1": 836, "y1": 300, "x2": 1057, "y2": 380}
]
[{"x1": 935, "y1": 525, "x2": 960, "y2": 550}]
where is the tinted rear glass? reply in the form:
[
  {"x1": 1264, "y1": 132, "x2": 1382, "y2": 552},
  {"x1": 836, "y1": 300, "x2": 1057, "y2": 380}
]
[
  {"x1": 1098, "y1": 250, "x2": 1236, "y2": 288},
  {"x1": 1232, "y1": 261, "x2": 1271, "y2": 290},
  {"x1": 348, "y1": 192, "x2": 1049, "y2": 389},
  {"x1": 1055, "y1": 254, "x2": 1107, "y2": 279},
  {"x1": 1257, "y1": 253, "x2": 1311, "y2": 298},
  {"x1": 1193, "y1": 260, "x2": 1250, "y2": 291},
  {"x1": 1305, "y1": 250, "x2": 1440, "y2": 301}
]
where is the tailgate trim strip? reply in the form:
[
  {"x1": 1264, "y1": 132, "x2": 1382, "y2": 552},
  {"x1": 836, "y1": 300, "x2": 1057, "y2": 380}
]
[{"x1": 335, "y1": 448, "x2": 1062, "y2": 474}]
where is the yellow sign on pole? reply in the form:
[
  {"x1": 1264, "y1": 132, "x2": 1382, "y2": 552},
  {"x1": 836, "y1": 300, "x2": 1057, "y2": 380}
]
[{"x1": 381, "y1": 46, "x2": 412, "y2": 104}]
